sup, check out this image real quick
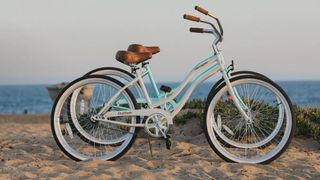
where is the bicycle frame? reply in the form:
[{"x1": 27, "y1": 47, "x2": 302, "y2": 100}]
[
  {"x1": 87, "y1": 4, "x2": 255, "y2": 127},
  {"x1": 93, "y1": 43, "x2": 252, "y2": 127}
]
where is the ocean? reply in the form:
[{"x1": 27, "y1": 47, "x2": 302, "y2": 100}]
[{"x1": 0, "y1": 81, "x2": 319, "y2": 114}]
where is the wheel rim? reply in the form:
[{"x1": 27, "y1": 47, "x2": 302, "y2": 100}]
[
  {"x1": 69, "y1": 87, "x2": 132, "y2": 145},
  {"x1": 88, "y1": 69, "x2": 143, "y2": 98},
  {"x1": 207, "y1": 78, "x2": 292, "y2": 163},
  {"x1": 212, "y1": 82, "x2": 285, "y2": 148},
  {"x1": 53, "y1": 77, "x2": 136, "y2": 160}
]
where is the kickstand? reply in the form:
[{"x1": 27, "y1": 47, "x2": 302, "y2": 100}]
[
  {"x1": 164, "y1": 135, "x2": 172, "y2": 150},
  {"x1": 147, "y1": 136, "x2": 153, "y2": 158}
]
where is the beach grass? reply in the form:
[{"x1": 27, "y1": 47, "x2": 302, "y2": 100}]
[
  {"x1": 174, "y1": 99, "x2": 320, "y2": 139},
  {"x1": 294, "y1": 105, "x2": 320, "y2": 139}
]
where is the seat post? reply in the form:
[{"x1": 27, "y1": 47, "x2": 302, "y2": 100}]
[{"x1": 134, "y1": 67, "x2": 153, "y2": 108}]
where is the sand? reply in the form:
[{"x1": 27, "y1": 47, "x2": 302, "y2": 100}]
[{"x1": 0, "y1": 114, "x2": 319, "y2": 179}]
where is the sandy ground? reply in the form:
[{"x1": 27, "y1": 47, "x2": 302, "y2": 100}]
[{"x1": 0, "y1": 114, "x2": 319, "y2": 180}]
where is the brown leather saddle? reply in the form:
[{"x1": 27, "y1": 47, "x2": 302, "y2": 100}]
[{"x1": 116, "y1": 44, "x2": 160, "y2": 65}]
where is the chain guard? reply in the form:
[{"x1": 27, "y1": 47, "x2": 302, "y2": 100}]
[{"x1": 144, "y1": 113, "x2": 170, "y2": 138}]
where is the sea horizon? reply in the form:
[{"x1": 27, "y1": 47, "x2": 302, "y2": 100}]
[
  {"x1": 1, "y1": 79, "x2": 320, "y2": 86},
  {"x1": 0, "y1": 80, "x2": 319, "y2": 114}
]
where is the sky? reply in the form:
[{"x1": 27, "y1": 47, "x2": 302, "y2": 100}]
[{"x1": 0, "y1": 0, "x2": 319, "y2": 85}]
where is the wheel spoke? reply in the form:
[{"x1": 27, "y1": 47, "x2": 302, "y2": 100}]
[
  {"x1": 206, "y1": 76, "x2": 293, "y2": 164},
  {"x1": 52, "y1": 76, "x2": 138, "y2": 161}
]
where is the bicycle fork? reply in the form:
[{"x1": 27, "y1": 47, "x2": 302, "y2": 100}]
[{"x1": 215, "y1": 47, "x2": 252, "y2": 123}]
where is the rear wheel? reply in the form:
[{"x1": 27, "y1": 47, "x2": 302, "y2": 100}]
[
  {"x1": 51, "y1": 75, "x2": 139, "y2": 161},
  {"x1": 66, "y1": 67, "x2": 144, "y2": 143},
  {"x1": 204, "y1": 75, "x2": 295, "y2": 164},
  {"x1": 84, "y1": 67, "x2": 142, "y2": 98}
]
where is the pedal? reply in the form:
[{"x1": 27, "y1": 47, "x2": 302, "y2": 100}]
[
  {"x1": 160, "y1": 85, "x2": 172, "y2": 93},
  {"x1": 65, "y1": 123, "x2": 74, "y2": 139}
]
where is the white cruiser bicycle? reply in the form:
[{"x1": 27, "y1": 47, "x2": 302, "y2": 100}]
[{"x1": 51, "y1": 6, "x2": 295, "y2": 164}]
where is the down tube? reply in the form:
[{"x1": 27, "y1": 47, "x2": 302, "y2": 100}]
[
  {"x1": 97, "y1": 76, "x2": 140, "y2": 115},
  {"x1": 152, "y1": 56, "x2": 218, "y2": 108},
  {"x1": 171, "y1": 63, "x2": 221, "y2": 118}
]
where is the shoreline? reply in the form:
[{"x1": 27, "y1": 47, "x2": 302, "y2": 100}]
[{"x1": 0, "y1": 114, "x2": 50, "y2": 123}]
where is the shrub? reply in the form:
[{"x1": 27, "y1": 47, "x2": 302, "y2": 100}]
[
  {"x1": 177, "y1": 99, "x2": 320, "y2": 139},
  {"x1": 294, "y1": 105, "x2": 320, "y2": 139}
]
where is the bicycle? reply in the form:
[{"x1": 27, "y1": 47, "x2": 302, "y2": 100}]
[{"x1": 51, "y1": 6, "x2": 295, "y2": 164}]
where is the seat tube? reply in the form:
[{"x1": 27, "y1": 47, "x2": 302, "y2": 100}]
[
  {"x1": 136, "y1": 68, "x2": 153, "y2": 107},
  {"x1": 145, "y1": 65, "x2": 160, "y2": 96}
]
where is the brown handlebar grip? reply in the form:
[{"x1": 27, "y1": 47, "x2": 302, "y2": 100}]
[
  {"x1": 190, "y1": 28, "x2": 204, "y2": 33},
  {"x1": 195, "y1": 6, "x2": 209, "y2": 15},
  {"x1": 183, "y1": 14, "x2": 200, "y2": 22}
]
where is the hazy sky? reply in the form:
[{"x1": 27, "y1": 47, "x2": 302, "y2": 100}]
[{"x1": 0, "y1": 0, "x2": 319, "y2": 85}]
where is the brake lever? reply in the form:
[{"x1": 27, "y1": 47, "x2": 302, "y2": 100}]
[{"x1": 226, "y1": 60, "x2": 235, "y2": 74}]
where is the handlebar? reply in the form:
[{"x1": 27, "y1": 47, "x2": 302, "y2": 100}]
[
  {"x1": 183, "y1": 14, "x2": 200, "y2": 22},
  {"x1": 195, "y1": 6, "x2": 224, "y2": 36},
  {"x1": 183, "y1": 5, "x2": 224, "y2": 43},
  {"x1": 195, "y1": 6, "x2": 209, "y2": 15},
  {"x1": 190, "y1": 28, "x2": 203, "y2": 33},
  {"x1": 190, "y1": 28, "x2": 214, "y2": 34}
]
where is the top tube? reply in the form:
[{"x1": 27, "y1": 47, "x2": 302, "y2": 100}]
[
  {"x1": 192, "y1": 55, "x2": 215, "y2": 71},
  {"x1": 152, "y1": 54, "x2": 219, "y2": 108}
]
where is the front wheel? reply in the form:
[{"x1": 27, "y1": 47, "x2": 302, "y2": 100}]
[{"x1": 204, "y1": 75, "x2": 295, "y2": 164}]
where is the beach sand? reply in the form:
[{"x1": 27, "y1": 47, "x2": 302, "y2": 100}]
[{"x1": 0, "y1": 114, "x2": 319, "y2": 179}]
